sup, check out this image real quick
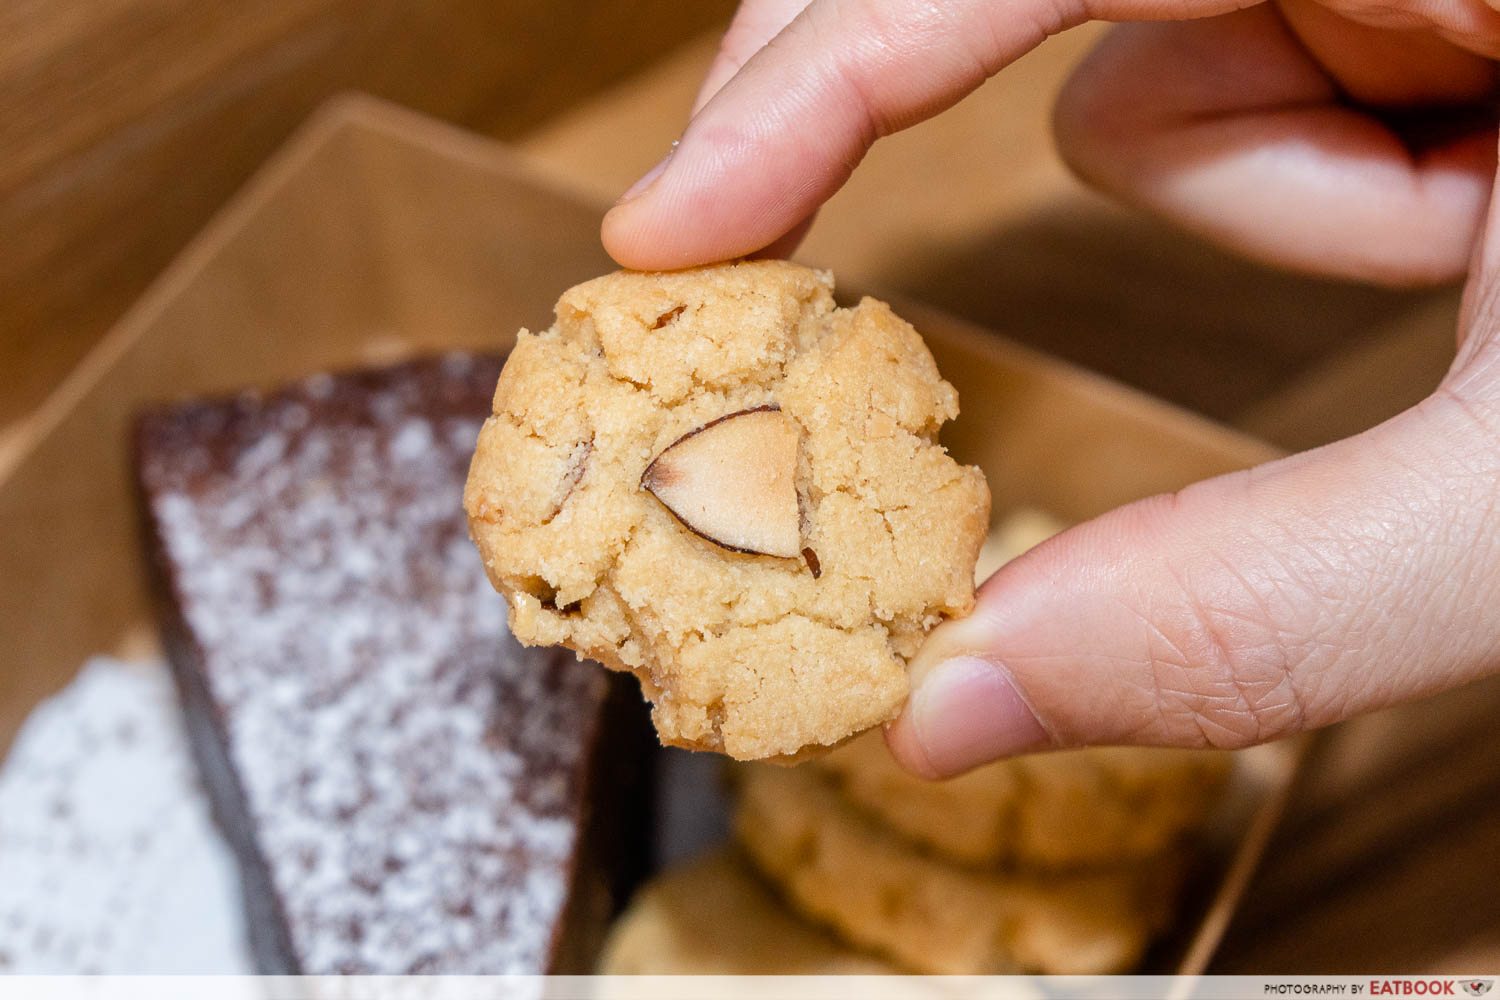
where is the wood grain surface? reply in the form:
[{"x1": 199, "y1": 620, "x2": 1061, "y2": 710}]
[{"x1": 0, "y1": 0, "x2": 732, "y2": 445}]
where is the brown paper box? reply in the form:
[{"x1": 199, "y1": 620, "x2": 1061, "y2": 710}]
[{"x1": 0, "y1": 94, "x2": 1303, "y2": 976}]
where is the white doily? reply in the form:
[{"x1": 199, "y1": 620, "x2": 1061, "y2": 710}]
[{"x1": 0, "y1": 657, "x2": 251, "y2": 973}]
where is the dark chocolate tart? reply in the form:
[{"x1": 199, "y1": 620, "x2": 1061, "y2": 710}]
[{"x1": 134, "y1": 353, "x2": 649, "y2": 973}]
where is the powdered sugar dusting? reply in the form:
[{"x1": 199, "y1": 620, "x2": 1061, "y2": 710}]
[
  {"x1": 0, "y1": 657, "x2": 251, "y2": 973},
  {"x1": 137, "y1": 353, "x2": 605, "y2": 973}
]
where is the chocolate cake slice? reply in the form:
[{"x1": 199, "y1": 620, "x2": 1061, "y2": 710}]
[{"x1": 135, "y1": 353, "x2": 648, "y2": 974}]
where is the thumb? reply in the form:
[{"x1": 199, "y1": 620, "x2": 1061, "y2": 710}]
[
  {"x1": 887, "y1": 390, "x2": 1500, "y2": 776},
  {"x1": 889, "y1": 186, "x2": 1500, "y2": 779}
]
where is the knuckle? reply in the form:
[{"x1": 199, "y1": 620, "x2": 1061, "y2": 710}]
[
  {"x1": 1127, "y1": 572, "x2": 1319, "y2": 750},
  {"x1": 1051, "y1": 33, "x2": 1142, "y2": 189},
  {"x1": 1051, "y1": 78, "x2": 1107, "y2": 184},
  {"x1": 717, "y1": 0, "x2": 812, "y2": 69},
  {"x1": 1444, "y1": 308, "x2": 1500, "y2": 429},
  {"x1": 717, "y1": 21, "x2": 765, "y2": 71}
]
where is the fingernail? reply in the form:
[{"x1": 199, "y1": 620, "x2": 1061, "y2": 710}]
[
  {"x1": 907, "y1": 656, "x2": 1049, "y2": 776},
  {"x1": 616, "y1": 141, "x2": 678, "y2": 205}
]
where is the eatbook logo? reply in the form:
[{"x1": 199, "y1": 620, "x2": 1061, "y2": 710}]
[{"x1": 1462, "y1": 982, "x2": 1494, "y2": 997}]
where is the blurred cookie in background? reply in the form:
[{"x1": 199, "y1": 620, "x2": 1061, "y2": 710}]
[
  {"x1": 734, "y1": 764, "x2": 1179, "y2": 975},
  {"x1": 815, "y1": 733, "x2": 1230, "y2": 870},
  {"x1": 599, "y1": 849, "x2": 893, "y2": 975}
]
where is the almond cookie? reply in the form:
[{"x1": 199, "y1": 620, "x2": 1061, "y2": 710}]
[
  {"x1": 733, "y1": 765, "x2": 1179, "y2": 975},
  {"x1": 815, "y1": 731, "x2": 1230, "y2": 869},
  {"x1": 597, "y1": 849, "x2": 894, "y2": 975},
  {"x1": 465, "y1": 262, "x2": 990, "y2": 760}
]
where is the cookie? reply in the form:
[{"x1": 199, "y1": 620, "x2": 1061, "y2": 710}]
[
  {"x1": 733, "y1": 765, "x2": 1178, "y2": 975},
  {"x1": 598, "y1": 849, "x2": 893, "y2": 975},
  {"x1": 466, "y1": 262, "x2": 990, "y2": 760},
  {"x1": 815, "y1": 731, "x2": 1231, "y2": 869}
]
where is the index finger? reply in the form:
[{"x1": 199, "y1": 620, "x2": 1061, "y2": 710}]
[{"x1": 601, "y1": 0, "x2": 1230, "y2": 270}]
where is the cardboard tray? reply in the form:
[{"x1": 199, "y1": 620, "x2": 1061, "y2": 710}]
[{"x1": 0, "y1": 94, "x2": 1303, "y2": 976}]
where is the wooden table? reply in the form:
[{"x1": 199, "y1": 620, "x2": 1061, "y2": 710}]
[{"x1": 0, "y1": 0, "x2": 734, "y2": 469}]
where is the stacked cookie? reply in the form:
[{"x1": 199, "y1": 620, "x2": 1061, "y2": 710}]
[{"x1": 602, "y1": 509, "x2": 1232, "y2": 975}]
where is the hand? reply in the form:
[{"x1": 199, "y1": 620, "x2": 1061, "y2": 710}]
[
  {"x1": 602, "y1": 0, "x2": 1498, "y2": 283},
  {"x1": 602, "y1": 0, "x2": 1500, "y2": 777}
]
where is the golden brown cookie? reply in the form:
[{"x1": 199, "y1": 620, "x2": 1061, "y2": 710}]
[
  {"x1": 597, "y1": 849, "x2": 894, "y2": 975},
  {"x1": 815, "y1": 731, "x2": 1231, "y2": 869},
  {"x1": 733, "y1": 765, "x2": 1179, "y2": 975},
  {"x1": 465, "y1": 262, "x2": 990, "y2": 760}
]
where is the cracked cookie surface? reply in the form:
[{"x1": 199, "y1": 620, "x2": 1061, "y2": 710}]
[
  {"x1": 465, "y1": 261, "x2": 989, "y2": 760},
  {"x1": 734, "y1": 765, "x2": 1179, "y2": 975}
]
